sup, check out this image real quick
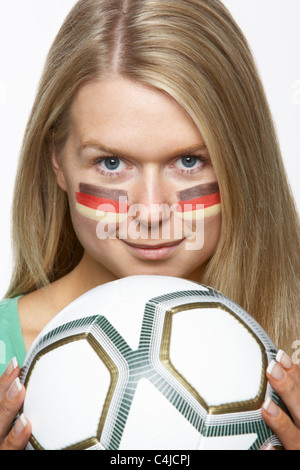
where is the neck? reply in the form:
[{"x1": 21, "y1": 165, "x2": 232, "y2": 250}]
[{"x1": 69, "y1": 251, "x2": 119, "y2": 294}]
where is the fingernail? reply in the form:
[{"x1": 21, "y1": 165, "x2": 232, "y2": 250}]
[
  {"x1": 5, "y1": 357, "x2": 18, "y2": 376},
  {"x1": 267, "y1": 359, "x2": 284, "y2": 381},
  {"x1": 263, "y1": 397, "x2": 280, "y2": 417},
  {"x1": 7, "y1": 377, "x2": 22, "y2": 400},
  {"x1": 276, "y1": 350, "x2": 293, "y2": 370},
  {"x1": 13, "y1": 414, "x2": 27, "y2": 435}
]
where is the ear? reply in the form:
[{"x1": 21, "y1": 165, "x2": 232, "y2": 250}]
[{"x1": 49, "y1": 134, "x2": 68, "y2": 192}]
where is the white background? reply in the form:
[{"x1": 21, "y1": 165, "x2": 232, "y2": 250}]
[{"x1": 0, "y1": 0, "x2": 299, "y2": 298}]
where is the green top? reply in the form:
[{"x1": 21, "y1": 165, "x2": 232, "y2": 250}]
[{"x1": 0, "y1": 297, "x2": 27, "y2": 376}]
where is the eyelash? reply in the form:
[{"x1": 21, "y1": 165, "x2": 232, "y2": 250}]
[
  {"x1": 93, "y1": 157, "x2": 127, "y2": 177},
  {"x1": 171, "y1": 156, "x2": 207, "y2": 175},
  {"x1": 93, "y1": 155, "x2": 208, "y2": 177}
]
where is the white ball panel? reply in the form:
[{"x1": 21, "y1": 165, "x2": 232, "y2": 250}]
[
  {"x1": 99, "y1": 298, "x2": 146, "y2": 350},
  {"x1": 198, "y1": 433, "x2": 258, "y2": 450},
  {"x1": 115, "y1": 275, "x2": 207, "y2": 299},
  {"x1": 23, "y1": 339, "x2": 110, "y2": 449},
  {"x1": 170, "y1": 308, "x2": 263, "y2": 406},
  {"x1": 119, "y1": 378, "x2": 201, "y2": 450}
]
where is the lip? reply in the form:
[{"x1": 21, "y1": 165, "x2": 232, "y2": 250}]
[{"x1": 122, "y1": 239, "x2": 185, "y2": 260}]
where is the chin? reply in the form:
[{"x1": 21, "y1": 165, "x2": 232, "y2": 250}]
[{"x1": 113, "y1": 262, "x2": 199, "y2": 281}]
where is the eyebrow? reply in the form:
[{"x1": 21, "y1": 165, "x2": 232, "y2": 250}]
[
  {"x1": 76, "y1": 140, "x2": 208, "y2": 158},
  {"x1": 77, "y1": 141, "x2": 125, "y2": 157}
]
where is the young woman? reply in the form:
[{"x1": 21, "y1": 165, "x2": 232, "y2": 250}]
[{"x1": 0, "y1": 0, "x2": 299, "y2": 450}]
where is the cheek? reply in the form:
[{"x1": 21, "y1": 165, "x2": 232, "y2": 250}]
[
  {"x1": 67, "y1": 183, "x2": 129, "y2": 245},
  {"x1": 65, "y1": 187, "x2": 102, "y2": 248},
  {"x1": 75, "y1": 183, "x2": 129, "y2": 223},
  {"x1": 204, "y1": 212, "x2": 222, "y2": 243},
  {"x1": 182, "y1": 211, "x2": 222, "y2": 254},
  {"x1": 175, "y1": 193, "x2": 221, "y2": 220},
  {"x1": 204, "y1": 212, "x2": 222, "y2": 258},
  {"x1": 70, "y1": 203, "x2": 99, "y2": 245}
]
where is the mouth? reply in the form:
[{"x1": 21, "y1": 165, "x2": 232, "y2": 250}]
[{"x1": 122, "y1": 239, "x2": 185, "y2": 260}]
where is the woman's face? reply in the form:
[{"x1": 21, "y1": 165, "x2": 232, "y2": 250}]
[{"x1": 52, "y1": 76, "x2": 222, "y2": 281}]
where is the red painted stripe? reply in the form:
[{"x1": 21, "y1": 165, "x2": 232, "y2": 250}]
[
  {"x1": 177, "y1": 192, "x2": 220, "y2": 212},
  {"x1": 76, "y1": 192, "x2": 128, "y2": 213}
]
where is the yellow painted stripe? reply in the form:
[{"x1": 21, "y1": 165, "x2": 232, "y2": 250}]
[
  {"x1": 76, "y1": 203, "x2": 128, "y2": 223},
  {"x1": 175, "y1": 203, "x2": 221, "y2": 220}
]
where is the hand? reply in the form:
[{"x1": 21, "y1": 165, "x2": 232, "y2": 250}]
[
  {"x1": 262, "y1": 350, "x2": 300, "y2": 450},
  {"x1": 0, "y1": 358, "x2": 31, "y2": 450}
]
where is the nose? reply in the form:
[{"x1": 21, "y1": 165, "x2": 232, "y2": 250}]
[{"x1": 128, "y1": 170, "x2": 173, "y2": 229}]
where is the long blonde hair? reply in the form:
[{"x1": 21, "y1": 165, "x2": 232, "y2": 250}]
[{"x1": 6, "y1": 0, "x2": 300, "y2": 353}]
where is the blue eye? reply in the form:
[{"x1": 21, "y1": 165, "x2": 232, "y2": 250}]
[
  {"x1": 180, "y1": 156, "x2": 198, "y2": 168},
  {"x1": 103, "y1": 157, "x2": 121, "y2": 171},
  {"x1": 97, "y1": 157, "x2": 127, "y2": 175},
  {"x1": 173, "y1": 155, "x2": 206, "y2": 173}
]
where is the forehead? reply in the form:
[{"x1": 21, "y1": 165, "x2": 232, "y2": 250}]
[{"x1": 69, "y1": 77, "x2": 205, "y2": 158}]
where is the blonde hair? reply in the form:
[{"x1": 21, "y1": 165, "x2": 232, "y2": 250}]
[{"x1": 6, "y1": 0, "x2": 300, "y2": 353}]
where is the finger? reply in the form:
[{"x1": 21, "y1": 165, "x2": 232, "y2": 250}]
[
  {"x1": 262, "y1": 398, "x2": 300, "y2": 450},
  {"x1": 263, "y1": 443, "x2": 276, "y2": 450},
  {"x1": 0, "y1": 377, "x2": 26, "y2": 444},
  {"x1": 276, "y1": 350, "x2": 300, "y2": 386},
  {"x1": 0, "y1": 358, "x2": 20, "y2": 400},
  {"x1": 0, "y1": 413, "x2": 31, "y2": 450},
  {"x1": 266, "y1": 358, "x2": 300, "y2": 428}
]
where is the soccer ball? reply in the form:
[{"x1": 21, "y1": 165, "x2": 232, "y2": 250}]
[{"x1": 20, "y1": 275, "x2": 283, "y2": 450}]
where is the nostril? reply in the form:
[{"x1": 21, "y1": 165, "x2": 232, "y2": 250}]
[{"x1": 128, "y1": 202, "x2": 172, "y2": 226}]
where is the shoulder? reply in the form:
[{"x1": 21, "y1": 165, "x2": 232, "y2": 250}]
[
  {"x1": 0, "y1": 296, "x2": 21, "y2": 324},
  {"x1": 18, "y1": 278, "x2": 79, "y2": 352},
  {"x1": 18, "y1": 286, "x2": 60, "y2": 353},
  {"x1": 0, "y1": 273, "x2": 84, "y2": 374},
  {"x1": 0, "y1": 296, "x2": 19, "y2": 310},
  {"x1": 0, "y1": 296, "x2": 25, "y2": 375},
  {"x1": 0, "y1": 296, "x2": 21, "y2": 333}
]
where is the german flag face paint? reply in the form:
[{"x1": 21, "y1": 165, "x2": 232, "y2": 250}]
[
  {"x1": 75, "y1": 183, "x2": 129, "y2": 223},
  {"x1": 175, "y1": 182, "x2": 221, "y2": 220}
]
